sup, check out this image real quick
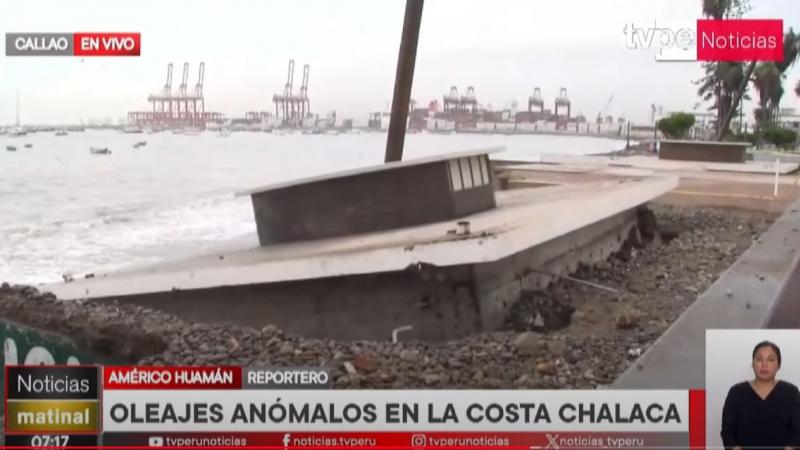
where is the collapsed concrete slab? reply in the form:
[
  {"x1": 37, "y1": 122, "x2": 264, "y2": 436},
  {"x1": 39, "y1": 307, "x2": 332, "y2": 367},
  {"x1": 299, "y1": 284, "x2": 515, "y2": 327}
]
[{"x1": 45, "y1": 168, "x2": 677, "y2": 341}]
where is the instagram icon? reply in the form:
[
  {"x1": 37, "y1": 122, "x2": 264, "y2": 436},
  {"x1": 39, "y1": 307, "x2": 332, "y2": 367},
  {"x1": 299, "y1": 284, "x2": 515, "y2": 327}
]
[{"x1": 411, "y1": 434, "x2": 427, "y2": 448}]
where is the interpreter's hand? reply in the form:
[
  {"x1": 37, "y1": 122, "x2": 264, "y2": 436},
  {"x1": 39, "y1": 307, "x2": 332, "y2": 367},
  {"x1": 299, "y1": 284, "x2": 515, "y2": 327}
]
[
  {"x1": 733, "y1": 447, "x2": 742, "y2": 450},
  {"x1": 783, "y1": 447, "x2": 793, "y2": 450}
]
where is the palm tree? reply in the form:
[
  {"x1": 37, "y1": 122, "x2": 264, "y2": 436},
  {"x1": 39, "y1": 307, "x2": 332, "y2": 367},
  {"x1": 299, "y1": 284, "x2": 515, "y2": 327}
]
[
  {"x1": 752, "y1": 62, "x2": 782, "y2": 128},
  {"x1": 719, "y1": 29, "x2": 799, "y2": 138},
  {"x1": 776, "y1": 29, "x2": 799, "y2": 74},
  {"x1": 698, "y1": 0, "x2": 752, "y2": 137},
  {"x1": 702, "y1": 0, "x2": 750, "y2": 19},
  {"x1": 750, "y1": 30, "x2": 799, "y2": 129}
]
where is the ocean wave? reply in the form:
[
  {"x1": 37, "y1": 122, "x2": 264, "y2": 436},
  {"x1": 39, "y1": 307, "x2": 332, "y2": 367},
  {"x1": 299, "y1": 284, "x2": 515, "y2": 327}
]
[{"x1": 1, "y1": 193, "x2": 255, "y2": 283}]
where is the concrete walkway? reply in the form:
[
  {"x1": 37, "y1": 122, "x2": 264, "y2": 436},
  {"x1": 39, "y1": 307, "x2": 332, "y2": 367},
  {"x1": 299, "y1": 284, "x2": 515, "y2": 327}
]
[{"x1": 537, "y1": 154, "x2": 799, "y2": 175}]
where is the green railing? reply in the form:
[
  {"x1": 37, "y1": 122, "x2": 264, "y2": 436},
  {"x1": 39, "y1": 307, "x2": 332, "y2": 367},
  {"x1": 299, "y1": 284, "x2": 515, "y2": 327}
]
[{"x1": 0, "y1": 319, "x2": 115, "y2": 393}]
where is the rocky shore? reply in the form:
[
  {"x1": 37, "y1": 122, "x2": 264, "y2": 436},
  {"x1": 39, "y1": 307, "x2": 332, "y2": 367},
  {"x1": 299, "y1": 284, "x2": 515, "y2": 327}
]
[{"x1": 0, "y1": 204, "x2": 774, "y2": 389}]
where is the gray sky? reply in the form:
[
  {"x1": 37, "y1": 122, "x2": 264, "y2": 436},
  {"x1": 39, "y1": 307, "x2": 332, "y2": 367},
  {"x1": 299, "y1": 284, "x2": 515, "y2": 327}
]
[{"x1": 0, "y1": 0, "x2": 798, "y2": 124}]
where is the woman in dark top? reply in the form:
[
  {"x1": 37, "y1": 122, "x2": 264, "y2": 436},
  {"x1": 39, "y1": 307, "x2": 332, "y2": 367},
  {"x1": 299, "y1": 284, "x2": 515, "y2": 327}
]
[{"x1": 721, "y1": 341, "x2": 800, "y2": 450}]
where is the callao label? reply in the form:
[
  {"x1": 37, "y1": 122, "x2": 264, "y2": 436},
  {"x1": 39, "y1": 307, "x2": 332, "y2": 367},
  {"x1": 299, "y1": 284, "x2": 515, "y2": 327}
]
[{"x1": 6, "y1": 32, "x2": 141, "y2": 56}]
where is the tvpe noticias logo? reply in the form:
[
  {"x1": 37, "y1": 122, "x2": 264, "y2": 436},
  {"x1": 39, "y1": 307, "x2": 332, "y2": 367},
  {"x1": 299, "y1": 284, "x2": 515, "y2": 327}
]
[
  {"x1": 624, "y1": 19, "x2": 782, "y2": 62},
  {"x1": 6, "y1": 32, "x2": 141, "y2": 56}
]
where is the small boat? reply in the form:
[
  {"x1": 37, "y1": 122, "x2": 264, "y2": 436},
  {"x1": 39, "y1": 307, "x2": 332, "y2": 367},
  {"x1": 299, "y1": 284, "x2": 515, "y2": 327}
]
[
  {"x1": 24, "y1": 143, "x2": 32, "y2": 148},
  {"x1": 133, "y1": 141, "x2": 147, "y2": 148},
  {"x1": 55, "y1": 130, "x2": 68, "y2": 136},
  {"x1": 90, "y1": 147, "x2": 111, "y2": 155},
  {"x1": 123, "y1": 126, "x2": 143, "y2": 134},
  {"x1": 6, "y1": 145, "x2": 17, "y2": 152}
]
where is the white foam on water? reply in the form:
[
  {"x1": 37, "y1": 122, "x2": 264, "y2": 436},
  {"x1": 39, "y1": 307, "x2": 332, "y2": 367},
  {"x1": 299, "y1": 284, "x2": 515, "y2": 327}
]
[{"x1": 1, "y1": 193, "x2": 254, "y2": 284}]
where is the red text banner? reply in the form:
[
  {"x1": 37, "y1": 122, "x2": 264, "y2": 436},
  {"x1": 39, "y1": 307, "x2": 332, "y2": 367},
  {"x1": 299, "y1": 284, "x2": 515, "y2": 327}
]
[
  {"x1": 696, "y1": 19, "x2": 783, "y2": 61},
  {"x1": 103, "y1": 366, "x2": 242, "y2": 390},
  {"x1": 73, "y1": 32, "x2": 141, "y2": 56}
]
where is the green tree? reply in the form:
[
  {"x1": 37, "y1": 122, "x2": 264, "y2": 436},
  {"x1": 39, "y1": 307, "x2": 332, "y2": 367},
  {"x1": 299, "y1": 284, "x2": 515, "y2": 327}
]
[
  {"x1": 752, "y1": 28, "x2": 800, "y2": 127},
  {"x1": 752, "y1": 62, "x2": 782, "y2": 129},
  {"x1": 696, "y1": 0, "x2": 752, "y2": 138},
  {"x1": 701, "y1": 0, "x2": 749, "y2": 19},
  {"x1": 658, "y1": 113, "x2": 696, "y2": 139},
  {"x1": 776, "y1": 29, "x2": 800, "y2": 74},
  {"x1": 716, "y1": 29, "x2": 799, "y2": 139},
  {"x1": 761, "y1": 127, "x2": 798, "y2": 148}
]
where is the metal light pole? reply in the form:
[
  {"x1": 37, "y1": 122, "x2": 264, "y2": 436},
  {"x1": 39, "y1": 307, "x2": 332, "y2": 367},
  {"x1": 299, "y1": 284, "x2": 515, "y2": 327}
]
[{"x1": 384, "y1": 0, "x2": 424, "y2": 163}]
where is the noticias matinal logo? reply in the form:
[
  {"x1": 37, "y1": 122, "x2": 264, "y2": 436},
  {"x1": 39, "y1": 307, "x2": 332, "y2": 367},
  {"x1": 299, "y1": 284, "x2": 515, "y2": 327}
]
[
  {"x1": 623, "y1": 19, "x2": 783, "y2": 62},
  {"x1": 5, "y1": 32, "x2": 141, "y2": 56}
]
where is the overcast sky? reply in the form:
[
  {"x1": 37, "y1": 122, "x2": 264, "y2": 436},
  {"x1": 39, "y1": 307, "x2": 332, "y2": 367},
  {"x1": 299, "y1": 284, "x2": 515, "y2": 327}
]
[{"x1": 0, "y1": 0, "x2": 798, "y2": 124}]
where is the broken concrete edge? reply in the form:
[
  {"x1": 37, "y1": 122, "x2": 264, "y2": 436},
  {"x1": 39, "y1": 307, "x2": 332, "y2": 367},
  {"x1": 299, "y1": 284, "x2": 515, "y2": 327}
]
[
  {"x1": 44, "y1": 176, "x2": 678, "y2": 302},
  {"x1": 612, "y1": 200, "x2": 800, "y2": 389},
  {"x1": 45, "y1": 206, "x2": 646, "y2": 341}
]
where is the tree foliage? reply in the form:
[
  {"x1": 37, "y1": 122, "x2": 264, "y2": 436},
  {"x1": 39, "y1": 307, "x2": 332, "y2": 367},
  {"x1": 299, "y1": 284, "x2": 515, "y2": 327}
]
[
  {"x1": 696, "y1": 0, "x2": 751, "y2": 137},
  {"x1": 702, "y1": 0, "x2": 750, "y2": 19},
  {"x1": 761, "y1": 127, "x2": 798, "y2": 148},
  {"x1": 751, "y1": 30, "x2": 799, "y2": 129},
  {"x1": 658, "y1": 113, "x2": 696, "y2": 139},
  {"x1": 752, "y1": 62, "x2": 782, "y2": 127}
]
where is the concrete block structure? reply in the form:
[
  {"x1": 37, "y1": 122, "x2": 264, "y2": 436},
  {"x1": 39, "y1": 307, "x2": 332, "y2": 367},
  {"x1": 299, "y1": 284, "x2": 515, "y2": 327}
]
[
  {"x1": 241, "y1": 149, "x2": 497, "y2": 245},
  {"x1": 659, "y1": 140, "x2": 749, "y2": 163}
]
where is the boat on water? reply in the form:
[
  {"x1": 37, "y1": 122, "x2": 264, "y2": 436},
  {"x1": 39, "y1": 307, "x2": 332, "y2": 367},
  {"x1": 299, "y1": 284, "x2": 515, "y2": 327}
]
[
  {"x1": 55, "y1": 130, "x2": 68, "y2": 136},
  {"x1": 6, "y1": 145, "x2": 17, "y2": 152},
  {"x1": 9, "y1": 128, "x2": 27, "y2": 137},
  {"x1": 123, "y1": 126, "x2": 143, "y2": 134},
  {"x1": 90, "y1": 147, "x2": 111, "y2": 155},
  {"x1": 24, "y1": 143, "x2": 32, "y2": 148},
  {"x1": 133, "y1": 141, "x2": 147, "y2": 148}
]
